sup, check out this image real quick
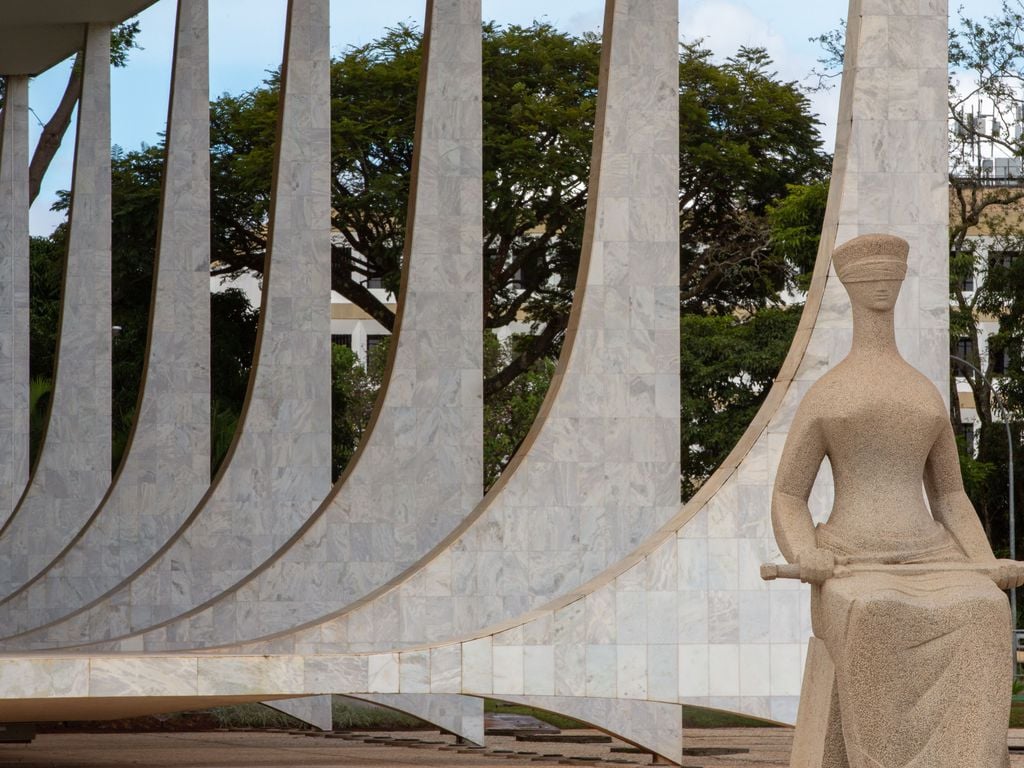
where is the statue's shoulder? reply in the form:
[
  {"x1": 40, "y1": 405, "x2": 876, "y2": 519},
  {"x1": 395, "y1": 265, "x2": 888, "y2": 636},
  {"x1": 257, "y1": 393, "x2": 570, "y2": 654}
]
[{"x1": 803, "y1": 365, "x2": 847, "y2": 401}]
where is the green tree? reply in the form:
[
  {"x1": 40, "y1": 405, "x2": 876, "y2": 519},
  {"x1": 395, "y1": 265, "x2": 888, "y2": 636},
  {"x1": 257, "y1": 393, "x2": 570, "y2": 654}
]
[
  {"x1": 331, "y1": 342, "x2": 384, "y2": 480},
  {"x1": 766, "y1": 180, "x2": 829, "y2": 292},
  {"x1": 678, "y1": 44, "x2": 830, "y2": 312},
  {"x1": 205, "y1": 23, "x2": 829, "y2": 395},
  {"x1": 680, "y1": 306, "x2": 803, "y2": 494},
  {"x1": 34, "y1": 146, "x2": 261, "y2": 472},
  {"x1": 483, "y1": 333, "x2": 555, "y2": 487}
]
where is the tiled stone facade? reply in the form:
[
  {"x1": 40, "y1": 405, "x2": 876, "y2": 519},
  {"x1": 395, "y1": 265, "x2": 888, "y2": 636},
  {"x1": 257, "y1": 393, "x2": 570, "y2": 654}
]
[
  {"x1": 671, "y1": 0, "x2": 950, "y2": 722},
  {"x1": 76, "y1": 0, "x2": 485, "y2": 652},
  {"x1": 216, "y1": 0, "x2": 681, "y2": 658},
  {"x1": 0, "y1": 0, "x2": 211, "y2": 638},
  {"x1": 7, "y1": 0, "x2": 333, "y2": 646}
]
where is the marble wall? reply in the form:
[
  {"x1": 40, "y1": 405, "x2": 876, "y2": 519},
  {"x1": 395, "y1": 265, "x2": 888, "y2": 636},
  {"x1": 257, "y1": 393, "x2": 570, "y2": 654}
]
[
  {"x1": 0, "y1": 0, "x2": 211, "y2": 638},
  {"x1": 0, "y1": 75, "x2": 30, "y2": 526},
  {"x1": 0, "y1": 25, "x2": 113, "y2": 593}
]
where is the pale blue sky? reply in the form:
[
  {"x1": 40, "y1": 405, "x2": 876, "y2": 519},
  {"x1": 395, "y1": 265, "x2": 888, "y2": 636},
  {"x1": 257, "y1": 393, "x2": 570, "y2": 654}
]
[{"x1": 25, "y1": 0, "x2": 1006, "y2": 234}]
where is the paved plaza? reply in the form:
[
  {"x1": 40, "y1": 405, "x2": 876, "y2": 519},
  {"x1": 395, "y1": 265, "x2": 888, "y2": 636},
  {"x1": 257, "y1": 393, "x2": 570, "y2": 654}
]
[{"x1": 3, "y1": 729, "x2": 1024, "y2": 768}]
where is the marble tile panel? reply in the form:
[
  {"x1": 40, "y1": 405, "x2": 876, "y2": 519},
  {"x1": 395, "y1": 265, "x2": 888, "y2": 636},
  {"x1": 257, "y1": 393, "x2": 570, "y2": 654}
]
[
  {"x1": 616, "y1": 645, "x2": 647, "y2": 699},
  {"x1": 769, "y1": 644, "x2": 803, "y2": 697},
  {"x1": 429, "y1": 645, "x2": 461, "y2": 694},
  {"x1": 585, "y1": 645, "x2": 617, "y2": 698},
  {"x1": 304, "y1": 655, "x2": 368, "y2": 692},
  {"x1": 0, "y1": 75, "x2": 29, "y2": 527},
  {"x1": 90, "y1": 657, "x2": 197, "y2": 698},
  {"x1": 492, "y1": 645, "x2": 524, "y2": 695},
  {"x1": 367, "y1": 653, "x2": 400, "y2": 693},
  {"x1": 461, "y1": 637, "x2": 492, "y2": 694},
  {"x1": 678, "y1": 645, "x2": 710, "y2": 698},
  {"x1": 523, "y1": 645, "x2": 555, "y2": 696},
  {"x1": 0, "y1": 657, "x2": 88, "y2": 698},
  {"x1": 198, "y1": 656, "x2": 303, "y2": 696},
  {"x1": 399, "y1": 650, "x2": 430, "y2": 693}
]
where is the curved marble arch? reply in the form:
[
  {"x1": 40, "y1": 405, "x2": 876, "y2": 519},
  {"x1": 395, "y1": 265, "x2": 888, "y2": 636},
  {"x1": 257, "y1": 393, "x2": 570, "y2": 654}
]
[
  {"x1": 0, "y1": 0, "x2": 333, "y2": 648},
  {"x1": 0, "y1": 24, "x2": 113, "y2": 588},
  {"x1": 3, "y1": 0, "x2": 485, "y2": 651},
  {"x1": 346, "y1": 694, "x2": 485, "y2": 745},
  {"x1": 78, "y1": 0, "x2": 681, "y2": 656},
  {"x1": 0, "y1": 74, "x2": 30, "y2": 524},
  {"x1": 0, "y1": 0, "x2": 212, "y2": 634}
]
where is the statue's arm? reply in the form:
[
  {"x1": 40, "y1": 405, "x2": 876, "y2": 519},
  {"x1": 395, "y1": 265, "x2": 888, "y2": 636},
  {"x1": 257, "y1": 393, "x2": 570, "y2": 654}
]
[
  {"x1": 771, "y1": 400, "x2": 830, "y2": 579},
  {"x1": 924, "y1": 423, "x2": 995, "y2": 561}
]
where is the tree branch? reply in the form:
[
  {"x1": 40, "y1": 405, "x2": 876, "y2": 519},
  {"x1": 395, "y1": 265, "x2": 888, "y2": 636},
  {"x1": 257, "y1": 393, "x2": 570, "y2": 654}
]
[{"x1": 29, "y1": 53, "x2": 83, "y2": 205}]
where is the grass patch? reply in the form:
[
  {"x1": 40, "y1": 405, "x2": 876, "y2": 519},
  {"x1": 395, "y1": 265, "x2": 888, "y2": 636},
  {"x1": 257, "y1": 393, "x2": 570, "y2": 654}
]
[
  {"x1": 331, "y1": 698, "x2": 428, "y2": 730},
  {"x1": 485, "y1": 700, "x2": 588, "y2": 730},
  {"x1": 682, "y1": 706, "x2": 784, "y2": 729},
  {"x1": 206, "y1": 703, "x2": 304, "y2": 729}
]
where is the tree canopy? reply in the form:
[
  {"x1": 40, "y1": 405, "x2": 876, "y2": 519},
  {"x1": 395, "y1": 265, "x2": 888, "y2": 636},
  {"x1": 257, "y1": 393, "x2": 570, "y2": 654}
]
[
  {"x1": 205, "y1": 23, "x2": 828, "y2": 393},
  {"x1": 27, "y1": 20, "x2": 830, "y2": 489}
]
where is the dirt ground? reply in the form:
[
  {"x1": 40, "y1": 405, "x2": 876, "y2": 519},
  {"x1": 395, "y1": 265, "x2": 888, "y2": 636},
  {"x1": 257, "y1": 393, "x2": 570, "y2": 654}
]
[{"x1": 3, "y1": 728, "x2": 1024, "y2": 767}]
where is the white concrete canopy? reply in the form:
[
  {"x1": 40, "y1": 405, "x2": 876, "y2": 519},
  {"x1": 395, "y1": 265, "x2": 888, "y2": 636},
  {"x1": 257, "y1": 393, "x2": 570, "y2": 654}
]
[{"x1": 0, "y1": 1, "x2": 158, "y2": 75}]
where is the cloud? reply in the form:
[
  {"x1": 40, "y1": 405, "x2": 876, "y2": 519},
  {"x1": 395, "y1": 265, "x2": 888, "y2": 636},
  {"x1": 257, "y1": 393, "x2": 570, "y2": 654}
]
[
  {"x1": 565, "y1": 10, "x2": 604, "y2": 35},
  {"x1": 681, "y1": 0, "x2": 839, "y2": 150}
]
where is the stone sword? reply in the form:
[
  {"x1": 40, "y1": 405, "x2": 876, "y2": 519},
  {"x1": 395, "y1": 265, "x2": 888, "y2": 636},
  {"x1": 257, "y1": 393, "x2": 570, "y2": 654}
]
[{"x1": 760, "y1": 561, "x2": 1020, "y2": 583}]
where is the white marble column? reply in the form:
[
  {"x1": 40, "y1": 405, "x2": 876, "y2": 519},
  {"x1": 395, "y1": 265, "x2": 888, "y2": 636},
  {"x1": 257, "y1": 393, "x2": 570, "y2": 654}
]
[
  {"x1": 0, "y1": 0, "x2": 211, "y2": 636},
  {"x1": 0, "y1": 75, "x2": 30, "y2": 527},
  {"x1": 0, "y1": 25, "x2": 113, "y2": 590},
  {"x1": 10, "y1": 0, "x2": 332, "y2": 648}
]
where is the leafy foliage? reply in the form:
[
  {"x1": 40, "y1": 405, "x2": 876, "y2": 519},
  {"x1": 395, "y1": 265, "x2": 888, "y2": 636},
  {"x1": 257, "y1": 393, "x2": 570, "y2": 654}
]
[
  {"x1": 766, "y1": 180, "x2": 829, "y2": 292},
  {"x1": 483, "y1": 333, "x2": 555, "y2": 488},
  {"x1": 331, "y1": 342, "x2": 385, "y2": 481},
  {"x1": 206, "y1": 24, "x2": 828, "y2": 395},
  {"x1": 680, "y1": 306, "x2": 802, "y2": 494},
  {"x1": 678, "y1": 44, "x2": 830, "y2": 312}
]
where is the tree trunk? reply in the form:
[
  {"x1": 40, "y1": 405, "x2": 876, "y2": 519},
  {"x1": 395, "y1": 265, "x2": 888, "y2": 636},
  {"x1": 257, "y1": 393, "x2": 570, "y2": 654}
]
[{"x1": 29, "y1": 53, "x2": 83, "y2": 205}]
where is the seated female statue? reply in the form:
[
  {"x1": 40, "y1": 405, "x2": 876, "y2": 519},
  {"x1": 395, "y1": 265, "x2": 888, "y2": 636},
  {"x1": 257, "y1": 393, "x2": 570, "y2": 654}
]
[{"x1": 771, "y1": 233, "x2": 1024, "y2": 768}]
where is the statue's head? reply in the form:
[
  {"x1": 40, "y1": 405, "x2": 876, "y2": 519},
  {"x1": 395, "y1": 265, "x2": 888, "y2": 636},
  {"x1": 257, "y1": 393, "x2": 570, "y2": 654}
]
[{"x1": 833, "y1": 233, "x2": 909, "y2": 312}]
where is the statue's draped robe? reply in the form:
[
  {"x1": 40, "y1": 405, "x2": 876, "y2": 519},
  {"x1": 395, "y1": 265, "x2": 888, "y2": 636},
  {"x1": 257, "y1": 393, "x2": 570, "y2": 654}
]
[{"x1": 814, "y1": 523, "x2": 1012, "y2": 768}]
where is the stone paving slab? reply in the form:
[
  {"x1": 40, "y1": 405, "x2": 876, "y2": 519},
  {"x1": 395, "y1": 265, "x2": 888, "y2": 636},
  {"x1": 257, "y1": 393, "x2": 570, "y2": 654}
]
[{"x1": 2, "y1": 729, "x2": 1024, "y2": 767}]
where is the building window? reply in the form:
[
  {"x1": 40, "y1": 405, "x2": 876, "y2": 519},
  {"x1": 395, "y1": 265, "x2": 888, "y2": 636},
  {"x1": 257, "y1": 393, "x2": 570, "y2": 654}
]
[
  {"x1": 366, "y1": 334, "x2": 387, "y2": 354},
  {"x1": 990, "y1": 251, "x2": 1018, "y2": 270},
  {"x1": 956, "y1": 337, "x2": 975, "y2": 360},
  {"x1": 993, "y1": 348, "x2": 1008, "y2": 375},
  {"x1": 331, "y1": 334, "x2": 352, "y2": 349},
  {"x1": 333, "y1": 245, "x2": 353, "y2": 283},
  {"x1": 366, "y1": 275, "x2": 384, "y2": 289},
  {"x1": 961, "y1": 272, "x2": 975, "y2": 292},
  {"x1": 959, "y1": 422, "x2": 975, "y2": 451}
]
